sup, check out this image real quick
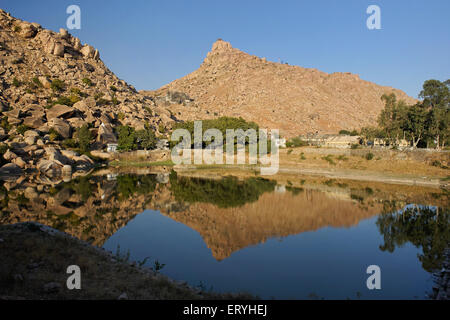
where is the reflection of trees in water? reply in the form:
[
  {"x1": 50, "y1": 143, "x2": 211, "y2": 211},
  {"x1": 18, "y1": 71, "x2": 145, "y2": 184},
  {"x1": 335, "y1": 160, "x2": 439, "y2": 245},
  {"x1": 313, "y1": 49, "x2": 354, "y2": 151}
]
[
  {"x1": 168, "y1": 171, "x2": 276, "y2": 208},
  {"x1": 376, "y1": 205, "x2": 450, "y2": 272}
]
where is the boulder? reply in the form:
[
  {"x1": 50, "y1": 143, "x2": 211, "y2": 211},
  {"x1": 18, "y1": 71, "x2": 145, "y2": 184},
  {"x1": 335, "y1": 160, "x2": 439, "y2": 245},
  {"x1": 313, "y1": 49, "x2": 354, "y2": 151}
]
[
  {"x1": 80, "y1": 45, "x2": 95, "y2": 58},
  {"x1": 46, "y1": 104, "x2": 73, "y2": 120},
  {"x1": 23, "y1": 115, "x2": 44, "y2": 129},
  {"x1": 3, "y1": 150, "x2": 17, "y2": 161},
  {"x1": 44, "y1": 147, "x2": 71, "y2": 165},
  {"x1": 18, "y1": 22, "x2": 37, "y2": 38},
  {"x1": 90, "y1": 150, "x2": 111, "y2": 160},
  {"x1": 53, "y1": 43, "x2": 65, "y2": 57},
  {"x1": 48, "y1": 118, "x2": 71, "y2": 139},
  {"x1": 38, "y1": 76, "x2": 51, "y2": 89}
]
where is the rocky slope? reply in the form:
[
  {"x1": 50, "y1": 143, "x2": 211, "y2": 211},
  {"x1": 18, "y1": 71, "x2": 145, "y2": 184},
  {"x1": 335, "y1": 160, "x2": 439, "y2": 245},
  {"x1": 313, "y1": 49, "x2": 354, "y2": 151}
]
[
  {"x1": 0, "y1": 10, "x2": 174, "y2": 177},
  {"x1": 143, "y1": 39, "x2": 416, "y2": 137}
]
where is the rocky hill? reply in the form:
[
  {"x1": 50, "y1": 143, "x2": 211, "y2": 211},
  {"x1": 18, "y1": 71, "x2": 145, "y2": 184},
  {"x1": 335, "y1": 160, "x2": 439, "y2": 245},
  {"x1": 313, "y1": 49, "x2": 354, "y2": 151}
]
[
  {"x1": 143, "y1": 39, "x2": 416, "y2": 137},
  {"x1": 0, "y1": 10, "x2": 174, "y2": 176}
]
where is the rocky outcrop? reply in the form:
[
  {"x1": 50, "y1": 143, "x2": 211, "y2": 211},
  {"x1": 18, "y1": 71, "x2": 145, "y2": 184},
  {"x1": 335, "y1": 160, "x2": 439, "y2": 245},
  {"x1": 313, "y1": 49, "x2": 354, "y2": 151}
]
[
  {"x1": 0, "y1": 9, "x2": 176, "y2": 176},
  {"x1": 143, "y1": 39, "x2": 417, "y2": 137}
]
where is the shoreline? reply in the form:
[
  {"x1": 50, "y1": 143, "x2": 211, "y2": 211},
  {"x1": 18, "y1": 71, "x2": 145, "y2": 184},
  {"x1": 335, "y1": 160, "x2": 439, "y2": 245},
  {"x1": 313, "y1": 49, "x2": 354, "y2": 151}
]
[{"x1": 0, "y1": 222, "x2": 255, "y2": 300}]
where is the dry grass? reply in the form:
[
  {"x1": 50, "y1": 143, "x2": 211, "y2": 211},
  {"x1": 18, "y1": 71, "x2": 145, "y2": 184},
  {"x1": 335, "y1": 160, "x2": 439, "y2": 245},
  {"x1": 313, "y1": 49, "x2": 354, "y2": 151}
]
[{"x1": 0, "y1": 223, "x2": 255, "y2": 300}]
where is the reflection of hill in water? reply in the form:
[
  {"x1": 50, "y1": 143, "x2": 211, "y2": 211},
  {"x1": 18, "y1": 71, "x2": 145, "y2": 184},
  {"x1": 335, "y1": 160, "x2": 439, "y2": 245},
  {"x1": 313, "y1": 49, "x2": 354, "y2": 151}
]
[
  {"x1": 1, "y1": 171, "x2": 448, "y2": 257},
  {"x1": 161, "y1": 189, "x2": 383, "y2": 260}
]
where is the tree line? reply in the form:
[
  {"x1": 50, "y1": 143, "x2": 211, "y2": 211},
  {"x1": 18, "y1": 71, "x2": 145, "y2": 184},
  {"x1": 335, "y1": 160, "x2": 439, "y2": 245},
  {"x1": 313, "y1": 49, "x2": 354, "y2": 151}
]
[{"x1": 360, "y1": 79, "x2": 449, "y2": 149}]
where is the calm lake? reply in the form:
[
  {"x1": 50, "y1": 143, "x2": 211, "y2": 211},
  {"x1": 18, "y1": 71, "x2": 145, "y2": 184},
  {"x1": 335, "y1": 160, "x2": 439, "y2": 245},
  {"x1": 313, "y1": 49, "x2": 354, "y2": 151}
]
[{"x1": 1, "y1": 170, "x2": 448, "y2": 299}]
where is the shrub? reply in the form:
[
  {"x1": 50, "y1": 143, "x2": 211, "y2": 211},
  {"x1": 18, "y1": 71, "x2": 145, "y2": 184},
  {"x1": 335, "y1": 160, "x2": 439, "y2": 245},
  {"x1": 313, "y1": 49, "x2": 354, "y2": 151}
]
[
  {"x1": 31, "y1": 77, "x2": 42, "y2": 88},
  {"x1": 322, "y1": 154, "x2": 336, "y2": 165},
  {"x1": 0, "y1": 117, "x2": 12, "y2": 133},
  {"x1": 110, "y1": 85, "x2": 117, "y2": 92},
  {"x1": 350, "y1": 143, "x2": 360, "y2": 149},
  {"x1": 365, "y1": 152, "x2": 374, "y2": 160},
  {"x1": 71, "y1": 87, "x2": 88, "y2": 97},
  {"x1": 12, "y1": 77, "x2": 21, "y2": 87},
  {"x1": 300, "y1": 152, "x2": 306, "y2": 160},
  {"x1": 50, "y1": 79, "x2": 65, "y2": 92},
  {"x1": 82, "y1": 78, "x2": 93, "y2": 86},
  {"x1": 13, "y1": 25, "x2": 21, "y2": 33},
  {"x1": 117, "y1": 112, "x2": 125, "y2": 120},
  {"x1": 48, "y1": 128, "x2": 62, "y2": 141},
  {"x1": 287, "y1": 149, "x2": 293, "y2": 155},
  {"x1": 62, "y1": 139, "x2": 78, "y2": 149},
  {"x1": 17, "y1": 124, "x2": 31, "y2": 135}
]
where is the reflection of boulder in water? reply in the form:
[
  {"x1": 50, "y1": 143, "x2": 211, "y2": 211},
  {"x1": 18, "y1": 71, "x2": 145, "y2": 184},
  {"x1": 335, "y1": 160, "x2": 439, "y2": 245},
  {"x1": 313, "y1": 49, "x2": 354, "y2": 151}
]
[{"x1": 160, "y1": 189, "x2": 384, "y2": 260}]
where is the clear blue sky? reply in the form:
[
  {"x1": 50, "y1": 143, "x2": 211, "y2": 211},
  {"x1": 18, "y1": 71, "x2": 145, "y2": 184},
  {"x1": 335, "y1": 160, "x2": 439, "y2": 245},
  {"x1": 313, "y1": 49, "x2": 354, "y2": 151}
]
[{"x1": 2, "y1": 0, "x2": 449, "y2": 98}]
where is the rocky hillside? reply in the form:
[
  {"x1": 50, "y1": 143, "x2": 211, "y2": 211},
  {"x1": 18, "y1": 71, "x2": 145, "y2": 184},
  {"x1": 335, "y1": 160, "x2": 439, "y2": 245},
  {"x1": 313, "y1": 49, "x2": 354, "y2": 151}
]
[
  {"x1": 143, "y1": 39, "x2": 416, "y2": 137},
  {"x1": 0, "y1": 10, "x2": 174, "y2": 176}
]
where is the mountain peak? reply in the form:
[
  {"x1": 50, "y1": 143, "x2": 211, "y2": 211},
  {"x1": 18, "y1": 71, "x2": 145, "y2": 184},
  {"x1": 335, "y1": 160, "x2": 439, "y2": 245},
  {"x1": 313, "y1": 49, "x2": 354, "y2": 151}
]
[{"x1": 211, "y1": 39, "x2": 233, "y2": 52}]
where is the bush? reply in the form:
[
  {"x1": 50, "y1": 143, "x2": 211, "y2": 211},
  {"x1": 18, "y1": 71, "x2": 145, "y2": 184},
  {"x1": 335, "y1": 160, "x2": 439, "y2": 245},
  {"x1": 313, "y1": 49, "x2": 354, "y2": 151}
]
[
  {"x1": 17, "y1": 124, "x2": 31, "y2": 135},
  {"x1": 50, "y1": 79, "x2": 65, "y2": 92},
  {"x1": 350, "y1": 143, "x2": 360, "y2": 149},
  {"x1": 322, "y1": 154, "x2": 336, "y2": 165},
  {"x1": 110, "y1": 85, "x2": 117, "y2": 92},
  {"x1": 49, "y1": 128, "x2": 62, "y2": 141},
  {"x1": 117, "y1": 112, "x2": 125, "y2": 120},
  {"x1": 62, "y1": 139, "x2": 78, "y2": 149},
  {"x1": 365, "y1": 152, "x2": 374, "y2": 160},
  {"x1": 12, "y1": 77, "x2": 21, "y2": 87},
  {"x1": 0, "y1": 117, "x2": 12, "y2": 133},
  {"x1": 32, "y1": 77, "x2": 42, "y2": 88},
  {"x1": 82, "y1": 78, "x2": 93, "y2": 86}
]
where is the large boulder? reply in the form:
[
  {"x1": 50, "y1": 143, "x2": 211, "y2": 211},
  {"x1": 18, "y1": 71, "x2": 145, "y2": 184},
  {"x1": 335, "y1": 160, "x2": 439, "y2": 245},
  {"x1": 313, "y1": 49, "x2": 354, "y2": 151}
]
[{"x1": 46, "y1": 104, "x2": 74, "y2": 120}]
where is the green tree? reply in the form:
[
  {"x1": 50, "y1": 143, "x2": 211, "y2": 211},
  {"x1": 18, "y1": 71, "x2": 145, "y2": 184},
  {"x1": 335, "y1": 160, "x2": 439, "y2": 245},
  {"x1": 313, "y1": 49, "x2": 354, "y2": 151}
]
[
  {"x1": 117, "y1": 125, "x2": 136, "y2": 151},
  {"x1": 135, "y1": 124, "x2": 157, "y2": 150},
  {"x1": 404, "y1": 103, "x2": 427, "y2": 148},
  {"x1": 77, "y1": 124, "x2": 92, "y2": 153},
  {"x1": 378, "y1": 93, "x2": 408, "y2": 146},
  {"x1": 420, "y1": 79, "x2": 449, "y2": 149}
]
